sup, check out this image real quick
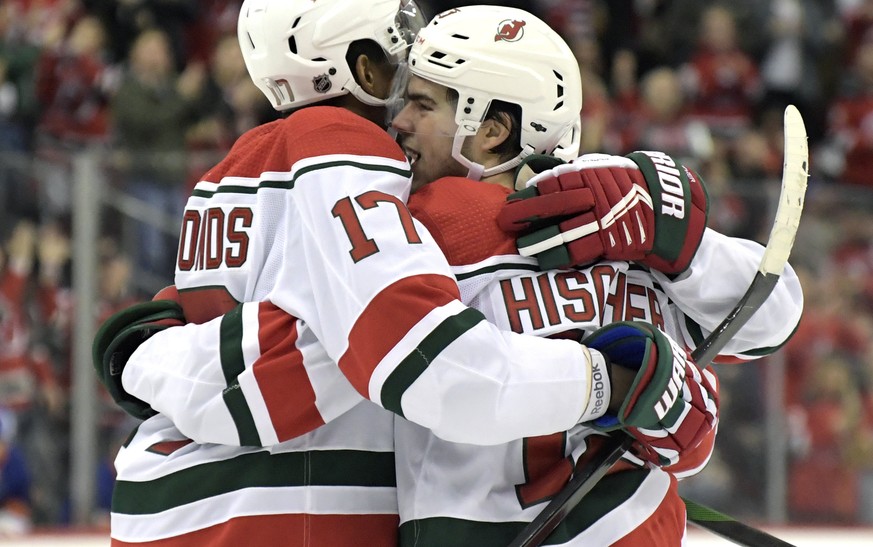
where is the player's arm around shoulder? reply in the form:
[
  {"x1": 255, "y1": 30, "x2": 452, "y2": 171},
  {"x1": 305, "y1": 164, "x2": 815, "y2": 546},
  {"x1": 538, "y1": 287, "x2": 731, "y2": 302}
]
[{"x1": 652, "y1": 228, "x2": 803, "y2": 361}]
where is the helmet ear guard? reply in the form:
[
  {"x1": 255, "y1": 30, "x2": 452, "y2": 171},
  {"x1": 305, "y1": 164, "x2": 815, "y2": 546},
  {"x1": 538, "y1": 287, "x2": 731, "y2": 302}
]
[
  {"x1": 406, "y1": 6, "x2": 583, "y2": 180},
  {"x1": 553, "y1": 118, "x2": 582, "y2": 162}
]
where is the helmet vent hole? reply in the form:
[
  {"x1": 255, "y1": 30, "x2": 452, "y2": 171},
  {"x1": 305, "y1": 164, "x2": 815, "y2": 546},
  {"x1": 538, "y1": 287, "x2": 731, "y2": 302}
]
[
  {"x1": 554, "y1": 101, "x2": 564, "y2": 111},
  {"x1": 427, "y1": 58, "x2": 454, "y2": 69},
  {"x1": 557, "y1": 85, "x2": 564, "y2": 98},
  {"x1": 288, "y1": 36, "x2": 297, "y2": 54},
  {"x1": 553, "y1": 70, "x2": 563, "y2": 81},
  {"x1": 246, "y1": 32, "x2": 255, "y2": 50},
  {"x1": 426, "y1": 50, "x2": 458, "y2": 69},
  {"x1": 451, "y1": 34, "x2": 469, "y2": 40},
  {"x1": 291, "y1": 16, "x2": 301, "y2": 28}
]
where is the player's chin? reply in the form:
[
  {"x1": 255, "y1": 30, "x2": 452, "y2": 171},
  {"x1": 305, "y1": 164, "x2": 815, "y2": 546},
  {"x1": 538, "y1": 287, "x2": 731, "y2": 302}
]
[
  {"x1": 411, "y1": 176, "x2": 427, "y2": 193},
  {"x1": 412, "y1": 166, "x2": 432, "y2": 192},
  {"x1": 410, "y1": 164, "x2": 430, "y2": 193}
]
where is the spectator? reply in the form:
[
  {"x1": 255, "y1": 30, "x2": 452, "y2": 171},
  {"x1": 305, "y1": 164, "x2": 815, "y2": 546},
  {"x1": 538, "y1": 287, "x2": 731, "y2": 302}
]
[
  {"x1": 679, "y1": 4, "x2": 762, "y2": 142},
  {"x1": 718, "y1": 105, "x2": 788, "y2": 241},
  {"x1": 183, "y1": 0, "x2": 241, "y2": 64},
  {"x1": 0, "y1": 4, "x2": 42, "y2": 224},
  {"x1": 85, "y1": 0, "x2": 196, "y2": 70},
  {"x1": 0, "y1": 408, "x2": 32, "y2": 537},
  {"x1": 0, "y1": 221, "x2": 62, "y2": 419},
  {"x1": 568, "y1": 35, "x2": 612, "y2": 154},
  {"x1": 817, "y1": 36, "x2": 873, "y2": 187},
  {"x1": 183, "y1": 32, "x2": 266, "y2": 191},
  {"x1": 7, "y1": 0, "x2": 82, "y2": 49},
  {"x1": 783, "y1": 259, "x2": 872, "y2": 409},
  {"x1": 0, "y1": 220, "x2": 64, "y2": 525},
  {"x1": 758, "y1": 0, "x2": 838, "y2": 142},
  {"x1": 659, "y1": 0, "x2": 770, "y2": 64},
  {"x1": 789, "y1": 354, "x2": 865, "y2": 523},
  {"x1": 626, "y1": 65, "x2": 714, "y2": 168},
  {"x1": 110, "y1": 28, "x2": 202, "y2": 285},
  {"x1": 33, "y1": 14, "x2": 117, "y2": 221},
  {"x1": 840, "y1": 0, "x2": 873, "y2": 67}
]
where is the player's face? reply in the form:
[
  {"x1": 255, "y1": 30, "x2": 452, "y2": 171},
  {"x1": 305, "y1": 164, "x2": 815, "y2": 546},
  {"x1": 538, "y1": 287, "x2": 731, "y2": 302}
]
[{"x1": 391, "y1": 75, "x2": 467, "y2": 191}]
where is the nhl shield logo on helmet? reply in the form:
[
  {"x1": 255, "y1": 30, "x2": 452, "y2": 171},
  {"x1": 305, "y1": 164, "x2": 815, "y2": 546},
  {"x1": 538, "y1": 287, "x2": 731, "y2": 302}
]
[
  {"x1": 494, "y1": 19, "x2": 525, "y2": 42},
  {"x1": 312, "y1": 74, "x2": 332, "y2": 94}
]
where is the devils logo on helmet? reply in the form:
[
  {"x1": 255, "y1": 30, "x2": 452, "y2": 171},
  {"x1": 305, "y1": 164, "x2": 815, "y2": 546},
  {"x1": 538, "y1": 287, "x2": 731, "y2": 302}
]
[{"x1": 494, "y1": 19, "x2": 525, "y2": 42}]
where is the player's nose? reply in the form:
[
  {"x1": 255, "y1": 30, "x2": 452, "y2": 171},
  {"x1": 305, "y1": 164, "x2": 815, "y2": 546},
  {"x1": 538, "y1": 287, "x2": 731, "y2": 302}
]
[{"x1": 390, "y1": 104, "x2": 414, "y2": 134}]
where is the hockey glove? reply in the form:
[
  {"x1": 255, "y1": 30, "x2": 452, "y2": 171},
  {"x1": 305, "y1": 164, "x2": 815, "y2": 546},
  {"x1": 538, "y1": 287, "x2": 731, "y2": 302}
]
[
  {"x1": 497, "y1": 152, "x2": 709, "y2": 274},
  {"x1": 583, "y1": 321, "x2": 719, "y2": 467},
  {"x1": 92, "y1": 286, "x2": 185, "y2": 420}
]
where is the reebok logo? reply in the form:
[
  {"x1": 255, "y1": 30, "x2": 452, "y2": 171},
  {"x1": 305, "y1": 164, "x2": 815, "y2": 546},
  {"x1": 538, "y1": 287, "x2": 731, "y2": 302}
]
[
  {"x1": 642, "y1": 151, "x2": 686, "y2": 220},
  {"x1": 591, "y1": 359, "x2": 607, "y2": 415}
]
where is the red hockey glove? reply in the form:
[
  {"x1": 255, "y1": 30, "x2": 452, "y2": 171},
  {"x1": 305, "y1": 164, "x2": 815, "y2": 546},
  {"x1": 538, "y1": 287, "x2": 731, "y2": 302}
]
[
  {"x1": 582, "y1": 321, "x2": 719, "y2": 467},
  {"x1": 92, "y1": 286, "x2": 185, "y2": 419},
  {"x1": 497, "y1": 152, "x2": 709, "y2": 274}
]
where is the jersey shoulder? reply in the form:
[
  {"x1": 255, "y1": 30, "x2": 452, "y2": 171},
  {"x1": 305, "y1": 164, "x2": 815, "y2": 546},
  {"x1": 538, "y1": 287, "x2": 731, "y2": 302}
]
[
  {"x1": 203, "y1": 107, "x2": 406, "y2": 181},
  {"x1": 281, "y1": 106, "x2": 407, "y2": 162},
  {"x1": 408, "y1": 177, "x2": 516, "y2": 266}
]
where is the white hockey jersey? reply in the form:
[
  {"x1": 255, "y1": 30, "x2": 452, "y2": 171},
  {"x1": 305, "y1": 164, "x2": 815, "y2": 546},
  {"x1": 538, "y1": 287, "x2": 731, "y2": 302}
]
[
  {"x1": 393, "y1": 177, "x2": 801, "y2": 545},
  {"x1": 111, "y1": 106, "x2": 613, "y2": 546},
  {"x1": 114, "y1": 161, "x2": 801, "y2": 545}
]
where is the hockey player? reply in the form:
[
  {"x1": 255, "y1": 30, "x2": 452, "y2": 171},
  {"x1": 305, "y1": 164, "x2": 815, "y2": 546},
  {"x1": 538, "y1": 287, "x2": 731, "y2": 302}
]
[
  {"x1": 97, "y1": 4, "x2": 800, "y2": 546},
  {"x1": 92, "y1": 1, "x2": 720, "y2": 546},
  {"x1": 387, "y1": 8, "x2": 796, "y2": 545}
]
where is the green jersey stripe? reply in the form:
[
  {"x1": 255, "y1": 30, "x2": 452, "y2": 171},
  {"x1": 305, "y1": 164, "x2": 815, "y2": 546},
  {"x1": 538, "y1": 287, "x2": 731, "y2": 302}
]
[
  {"x1": 397, "y1": 470, "x2": 648, "y2": 546},
  {"x1": 219, "y1": 306, "x2": 261, "y2": 446},
  {"x1": 381, "y1": 307, "x2": 486, "y2": 416},
  {"x1": 191, "y1": 161, "x2": 412, "y2": 197},
  {"x1": 113, "y1": 449, "x2": 396, "y2": 515},
  {"x1": 454, "y1": 262, "x2": 540, "y2": 282}
]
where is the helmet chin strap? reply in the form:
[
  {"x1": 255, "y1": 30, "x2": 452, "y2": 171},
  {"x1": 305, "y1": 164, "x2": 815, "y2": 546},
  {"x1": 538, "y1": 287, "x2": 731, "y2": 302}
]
[
  {"x1": 347, "y1": 83, "x2": 390, "y2": 107},
  {"x1": 451, "y1": 131, "x2": 534, "y2": 182}
]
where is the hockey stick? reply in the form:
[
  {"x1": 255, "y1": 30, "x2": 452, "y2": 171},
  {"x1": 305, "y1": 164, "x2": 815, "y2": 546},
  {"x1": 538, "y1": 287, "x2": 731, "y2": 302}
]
[
  {"x1": 508, "y1": 104, "x2": 809, "y2": 547},
  {"x1": 684, "y1": 498, "x2": 795, "y2": 547}
]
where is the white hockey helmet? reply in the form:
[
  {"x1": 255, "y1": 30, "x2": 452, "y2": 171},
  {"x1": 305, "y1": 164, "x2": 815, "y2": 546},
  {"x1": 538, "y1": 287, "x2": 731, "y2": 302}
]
[
  {"x1": 238, "y1": 0, "x2": 427, "y2": 111},
  {"x1": 407, "y1": 6, "x2": 583, "y2": 180}
]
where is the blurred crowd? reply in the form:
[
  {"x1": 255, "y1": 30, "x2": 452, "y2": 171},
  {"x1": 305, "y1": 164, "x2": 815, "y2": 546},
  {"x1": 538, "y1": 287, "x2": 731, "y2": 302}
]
[{"x1": 1, "y1": 0, "x2": 873, "y2": 533}]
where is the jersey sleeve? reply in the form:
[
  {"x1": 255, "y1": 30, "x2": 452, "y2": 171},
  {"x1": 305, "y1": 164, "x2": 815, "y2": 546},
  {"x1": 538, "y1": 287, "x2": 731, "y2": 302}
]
[
  {"x1": 652, "y1": 228, "x2": 803, "y2": 363},
  {"x1": 122, "y1": 108, "x2": 601, "y2": 447}
]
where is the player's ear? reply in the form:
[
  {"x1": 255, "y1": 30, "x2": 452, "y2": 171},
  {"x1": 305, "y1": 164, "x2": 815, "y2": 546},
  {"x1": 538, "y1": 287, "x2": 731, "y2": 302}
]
[
  {"x1": 479, "y1": 115, "x2": 512, "y2": 152},
  {"x1": 354, "y1": 54, "x2": 391, "y2": 99}
]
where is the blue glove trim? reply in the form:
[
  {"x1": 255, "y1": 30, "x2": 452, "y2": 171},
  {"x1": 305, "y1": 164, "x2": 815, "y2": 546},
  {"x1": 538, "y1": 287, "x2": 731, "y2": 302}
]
[
  {"x1": 584, "y1": 322, "x2": 650, "y2": 370},
  {"x1": 593, "y1": 415, "x2": 620, "y2": 429}
]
